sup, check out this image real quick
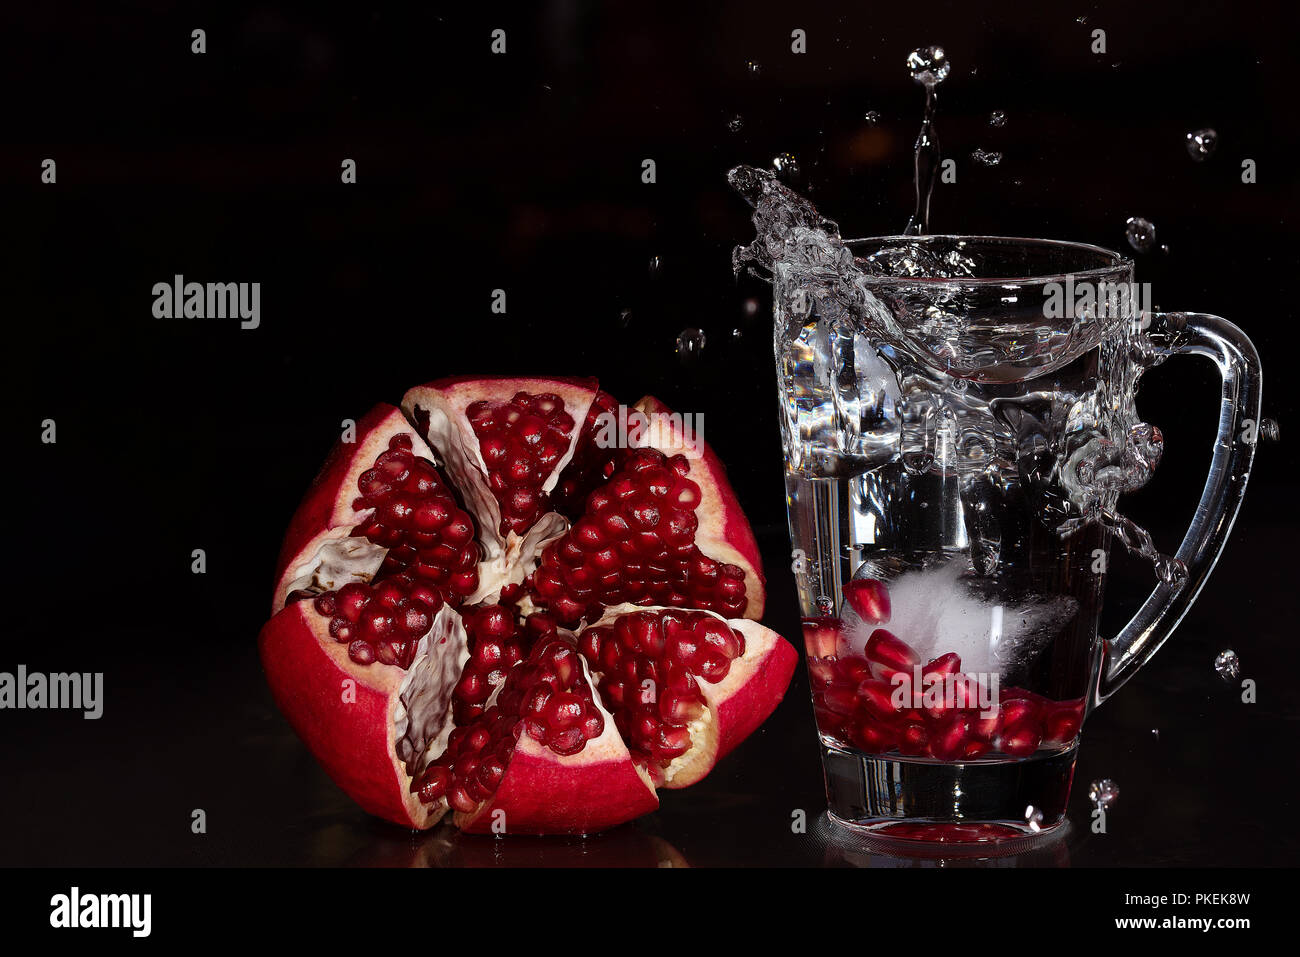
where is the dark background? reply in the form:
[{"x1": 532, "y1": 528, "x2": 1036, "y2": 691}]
[{"x1": 1, "y1": 0, "x2": 1296, "y2": 867}]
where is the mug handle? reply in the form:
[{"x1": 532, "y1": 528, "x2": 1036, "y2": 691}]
[{"x1": 1096, "y1": 312, "x2": 1263, "y2": 704}]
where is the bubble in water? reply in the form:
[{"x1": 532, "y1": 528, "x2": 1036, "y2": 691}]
[
  {"x1": 989, "y1": 110, "x2": 1007, "y2": 128},
  {"x1": 649, "y1": 255, "x2": 663, "y2": 278},
  {"x1": 1024, "y1": 805, "x2": 1044, "y2": 833},
  {"x1": 1125, "y1": 216, "x2": 1157, "y2": 253},
  {"x1": 906, "y1": 45, "x2": 951, "y2": 87},
  {"x1": 728, "y1": 114, "x2": 744, "y2": 133},
  {"x1": 1259, "y1": 417, "x2": 1280, "y2": 442},
  {"x1": 746, "y1": 60, "x2": 762, "y2": 78},
  {"x1": 1088, "y1": 779, "x2": 1119, "y2": 808},
  {"x1": 772, "y1": 152, "x2": 800, "y2": 179},
  {"x1": 1185, "y1": 128, "x2": 1218, "y2": 161},
  {"x1": 971, "y1": 149, "x2": 1002, "y2": 167},
  {"x1": 676, "y1": 327, "x2": 706, "y2": 360},
  {"x1": 1215, "y1": 649, "x2": 1241, "y2": 681},
  {"x1": 864, "y1": 110, "x2": 882, "y2": 126}
]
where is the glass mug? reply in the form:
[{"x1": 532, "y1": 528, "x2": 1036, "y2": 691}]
[{"x1": 775, "y1": 236, "x2": 1261, "y2": 844}]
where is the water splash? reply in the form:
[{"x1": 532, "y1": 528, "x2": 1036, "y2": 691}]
[
  {"x1": 728, "y1": 114, "x2": 744, "y2": 133},
  {"x1": 971, "y1": 149, "x2": 1002, "y2": 167},
  {"x1": 989, "y1": 110, "x2": 1007, "y2": 128},
  {"x1": 904, "y1": 45, "x2": 951, "y2": 235}
]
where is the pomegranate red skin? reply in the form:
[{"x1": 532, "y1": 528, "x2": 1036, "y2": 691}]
[
  {"x1": 455, "y1": 732, "x2": 659, "y2": 835},
  {"x1": 259, "y1": 602, "x2": 437, "y2": 829}
]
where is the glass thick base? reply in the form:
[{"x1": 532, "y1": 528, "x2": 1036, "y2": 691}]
[{"x1": 821, "y1": 740, "x2": 1078, "y2": 847}]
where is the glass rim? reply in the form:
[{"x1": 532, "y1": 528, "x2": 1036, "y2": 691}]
[{"x1": 842, "y1": 234, "x2": 1132, "y2": 285}]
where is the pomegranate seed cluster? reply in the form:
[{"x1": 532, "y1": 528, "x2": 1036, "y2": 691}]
[
  {"x1": 805, "y1": 577, "x2": 1086, "y2": 761},
  {"x1": 551, "y1": 390, "x2": 620, "y2": 513},
  {"x1": 532, "y1": 449, "x2": 748, "y2": 623},
  {"x1": 411, "y1": 639, "x2": 606, "y2": 811},
  {"x1": 314, "y1": 572, "x2": 443, "y2": 668},
  {"x1": 352, "y1": 434, "x2": 480, "y2": 604},
  {"x1": 468, "y1": 392, "x2": 577, "y2": 537},
  {"x1": 451, "y1": 605, "x2": 558, "y2": 725},
  {"x1": 580, "y1": 610, "x2": 746, "y2": 778}
]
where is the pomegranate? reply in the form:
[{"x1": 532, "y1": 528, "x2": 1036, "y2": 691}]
[
  {"x1": 260, "y1": 378, "x2": 796, "y2": 834},
  {"x1": 803, "y1": 578, "x2": 1086, "y2": 762}
]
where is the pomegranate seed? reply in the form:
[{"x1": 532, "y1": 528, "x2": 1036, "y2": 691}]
[{"x1": 842, "y1": 578, "x2": 891, "y2": 624}]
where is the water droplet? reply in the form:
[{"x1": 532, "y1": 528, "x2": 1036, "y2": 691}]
[
  {"x1": 1155, "y1": 555, "x2": 1187, "y2": 586},
  {"x1": 1076, "y1": 15, "x2": 1089, "y2": 24},
  {"x1": 648, "y1": 255, "x2": 663, "y2": 278},
  {"x1": 1088, "y1": 778, "x2": 1119, "y2": 808},
  {"x1": 1259, "y1": 417, "x2": 1280, "y2": 442},
  {"x1": 1024, "y1": 805, "x2": 1044, "y2": 833},
  {"x1": 906, "y1": 45, "x2": 951, "y2": 88},
  {"x1": 618, "y1": 307, "x2": 632, "y2": 327},
  {"x1": 732, "y1": 328, "x2": 743, "y2": 338},
  {"x1": 1214, "y1": 649, "x2": 1241, "y2": 681},
  {"x1": 746, "y1": 60, "x2": 762, "y2": 78},
  {"x1": 1159, "y1": 243, "x2": 1170, "y2": 255},
  {"x1": 728, "y1": 114, "x2": 744, "y2": 133},
  {"x1": 1125, "y1": 216, "x2": 1157, "y2": 253},
  {"x1": 676, "y1": 328, "x2": 706, "y2": 360},
  {"x1": 971, "y1": 149, "x2": 1002, "y2": 167},
  {"x1": 742, "y1": 297, "x2": 760, "y2": 320},
  {"x1": 1151, "y1": 728, "x2": 1160, "y2": 741},
  {"x1": 989, "y1": 110, "x2": 1007, "y2": 128},
  {"x1": 772, "y1": 152, "x2": 800, "y2": 180},
  {"x1": 1185, "y1": 128, "x2": 1218, "y2": 162},
  {"x1": 863, "y1": 110, "x2": 882, "y2": 126}
]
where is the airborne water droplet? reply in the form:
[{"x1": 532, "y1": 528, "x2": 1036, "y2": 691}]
[
  {"x1": 648, "y1": 255, "x2": 663, "y2": 278},
  {"x1": 906, "y1": 45, "x2": 951, "y2": 87},
  {"x1": 728, "y1": 114, "x2": 744, "y2": 133},
  {"x1": 1215, "y1": 649, "x2": 1241, "y2": 681},
  {"x1": 1088, "y1": 778, "x2": 1119, "y2": 808},
  {"x1": 618, "y1": 307, "x2": 632, "y2": 328},
  {"x1": 772, "y1": 152, "x2": 801, "y2": 180},
  {"x1": 971, "y1": 149, "x2": 1002, "y2": 167},
  {"x1": 864, "y1": 110, "x2": 882, "y2": 126},
  {"x1": 746, "y1": 60, "x2": 762, "y2": 78},
  {"x1": 676, "y1": 328, "x2": 706, "y2": 360},
  {"x1": 742, "y1": 297, "x2": 760, "y2": 320},
  {"x1": 1259, "y1": 417, "x2": 1280, "y2": 442},
  {"x1": 989, "y1": 110, "x2": 1007, "y2": 128},
  {"x1": 1185, "y1": 128, "x2": 1218, "y2": 161},
  {"x1": 1125, "y1": 217, "x2": 1157, "y2": 253}
]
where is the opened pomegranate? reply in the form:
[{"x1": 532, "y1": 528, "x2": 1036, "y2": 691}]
[{"x1": 260, "y1": 377, "x2": 796, "y2": 834}]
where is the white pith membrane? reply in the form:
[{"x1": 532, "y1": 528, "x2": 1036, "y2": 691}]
[
  {"x1": 284, "y1": 537, "x2": 387, "y2": 597},
  {"x1": 393, "y1": 604, "x2": 470, "y2": 781}
]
